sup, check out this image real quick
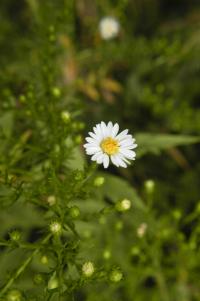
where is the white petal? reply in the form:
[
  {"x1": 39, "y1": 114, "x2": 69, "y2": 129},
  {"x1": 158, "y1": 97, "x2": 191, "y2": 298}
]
[
  {"x1": 107, "y1": 121, "x2": 113, "y2": 136},
  {"x1": 103, "y1": 154, "x2": 109, "y2": 168},
  {"x1": 86, "y1": 147, "x2": 101, "y2": 155},
  {"x1": 86, "y1": 137, "x2": 98, "y2": 144},
  {"x1": 111, "y1": 155, "x2": 119, "y2": 167},
  {"x1": 115, "y1": 129, "x2": 128, "y2": 140},
  {"x1": 115, "y1": 154, "x2": 127, "y2": 168},
  {"x1": 91, "y1": 151, "x2": 103, "y2": 161},
  {"x1": 101, "y1": 121, "x2": 108, "y2": 138},
  {"x1": 119, "y1": 139, "x2": 135, "y2": 147},
  {"x1": 94, "y1": 124, "x2": 103, "y2": 139},
  {"x1": 111, "y1": 123, "x2": 119, "y2": 137},
  {"x1": 96, "y1": 153, "x2": 104, "y2": 164},
  {"x1": 84, "y1": 143, "x2": 99, "y2": 148},
  {"x1": 120, "y1": 149, "x2": 136, "y2": 159},
  {"x1": 89, "y1": 132, "x2": 101, "y2": 141}
]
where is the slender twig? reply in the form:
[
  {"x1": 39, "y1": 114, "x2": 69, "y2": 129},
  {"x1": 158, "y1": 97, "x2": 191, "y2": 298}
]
[{"x1": 0, "y1": 234, "x2": 51, "y2": 298}]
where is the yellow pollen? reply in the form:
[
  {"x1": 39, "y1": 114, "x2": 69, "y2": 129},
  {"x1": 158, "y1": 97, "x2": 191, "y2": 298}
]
[{"x1": 100, "y1": 137, "x2": 119, "y2": 155}]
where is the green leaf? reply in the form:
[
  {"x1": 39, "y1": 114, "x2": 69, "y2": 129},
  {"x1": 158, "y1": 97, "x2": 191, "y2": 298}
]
[{"x1": 135, "y1": 133, "x2": 200, "y2": 157}]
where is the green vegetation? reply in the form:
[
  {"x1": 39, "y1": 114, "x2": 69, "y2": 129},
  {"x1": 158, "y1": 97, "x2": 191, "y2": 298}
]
[{"x1": 0, "y1": 1, "x2": 200, "y2": 300}]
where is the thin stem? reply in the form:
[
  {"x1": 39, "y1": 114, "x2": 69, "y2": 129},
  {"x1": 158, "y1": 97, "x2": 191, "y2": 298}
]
[{"x1": 0, "y1": 234, "x2": 51, "y2": 298}]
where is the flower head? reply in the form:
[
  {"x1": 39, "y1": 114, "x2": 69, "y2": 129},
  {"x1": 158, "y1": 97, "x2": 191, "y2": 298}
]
[
  {"x1": 99, "y1": 17, "x2": 120, "y2": 40},
  {"x1": 84, "y1": 122, "x2": 137, "y2": 168}
]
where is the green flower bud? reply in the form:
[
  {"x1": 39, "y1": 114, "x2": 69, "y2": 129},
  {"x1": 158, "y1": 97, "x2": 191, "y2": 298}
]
[
  {"x1": 51, "y1": 87, "x2": 61, "y2": 98},
  {"x1": 82, "y1": 261, "x2": 95, "y2": 277},
  {"x1": 115, "y1": 221, "x2": 123, "y2": 231},
  {"x1": 48, "y1": 272, "x2": 59, "y2": 290},
  {"x1": 109, "y1": 269, "x2": 123, "y2": 282},
  {"x1": 130, "y1": 246, "x2": 140, "y2": 256},
  {"x1": 69, "y1": 206, "x2": 80, "y2": 219},
  {"x1": 50, "y1": 221, "x2": 62, "y2": 235},
  {"x1": 74, "y1": 135, "x2": 82, "y2": 144},
  {"x1": 19, "y1": 95, "x2": 26, "y2": 103},
  {"x1": 103, "y1": 249, "x2": 111, "y2": 260},
  {"x1": 61, "y1": 111, "x2": 70, "y2": 123},
  {"x1": 93, "y1": 176, "x2": 105, "y2": 187},
  {"x1": 172, "y1": 209, "x2": 182, "y2": 220},
  {"x1": 7, "y1": 290, "x2": 22, "y2": 301},
  {"x1": 115, "y1": 199, "x2": 131, "y2": 212},
  {"x1": 40, "y1": 255, "x2": 49, "y2": 265},
  {"x1": 34, "y1": 273, "x2": 44, "y2": 285},
  {"x1": 144, "y1": 180, "x2": 155, "y2": 194},
  {"x1": 9, "y1": 230, "x2": 21, "y2": 242}
]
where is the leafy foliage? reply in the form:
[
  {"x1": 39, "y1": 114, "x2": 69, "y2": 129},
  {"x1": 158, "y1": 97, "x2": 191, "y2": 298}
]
[{"x1": 0, "y1": 0, "x2": 200, "y2": 301}]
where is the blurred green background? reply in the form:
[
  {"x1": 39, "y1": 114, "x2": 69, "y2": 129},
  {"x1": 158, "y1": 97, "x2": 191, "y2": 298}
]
[{"x1": 0, "y1": 0, "x2": 200, "y2": 300}]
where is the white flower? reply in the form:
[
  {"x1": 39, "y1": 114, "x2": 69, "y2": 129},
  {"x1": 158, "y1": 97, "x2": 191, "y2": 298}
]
[
  {"x1": 84, "y1": 121, "x2": 137, "y2": 168},
  {"x1": 99, "y1": 17, "x2": 120, "y2": 40}
]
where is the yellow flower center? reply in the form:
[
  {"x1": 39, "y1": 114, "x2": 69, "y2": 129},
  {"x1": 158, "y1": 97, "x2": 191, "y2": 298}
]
[{"x1": 100, "y1": 137, "x2": 119, "y2": 155}]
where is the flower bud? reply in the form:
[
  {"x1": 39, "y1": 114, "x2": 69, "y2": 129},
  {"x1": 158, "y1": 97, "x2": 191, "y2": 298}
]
[
  {"x1": 61, "y1": 111, "x2": 70, "y2": 123},
  {"x1": 51, "y1": 87, "x2": 61, "y2": 98},
  {"x1": 144, "y1": 180, "x2": 155, "y2": 194},
  {"x1": 7, "y1": 290, "x2": 22, "y2": 301},
  {"x1": 9, "y1": 230, "x2": 21, "y2": 242},
  {"x1": 115, "y1": 199, "x2": 131, "y2": 212},
  {"x1": 40, "y1": 255, "x2": 49, "y2": 265},
  {"x1": 172, "y1": 209, "x2": 182, "y2": 220},
  {"x1": 74, "y1": 135, "x2": 82, "y2": 144},
  {"x1": 93, "y1": 176, "x2": 105, "y2": 187},
  {"x1": 34, "y1": 273, "x2": 44, "y2": 285},
  {"x1": 50, "y1": 221, "x2": 62, "y2": 235},
  {"x1": 47, "y1": 195, "x2": 56, "y2": 206},
  {"x1": 109, "y1": 269, "x2": 123, "y2": 282},
  {"x1": 137, "y1": 223, "x2": 147, "y2": 238},
  {"x1": 103, "y1": 249, "x2": 111, "y2": 260},
  {"x1": 48, "y1": 272, "x2": 59, "y2": 290},
  {"x1": 82, "y1": 261, "x2": 95, "y2": 277},
  {"x1": 69, "y1": 206, "x2": 80, "y2": 219}
]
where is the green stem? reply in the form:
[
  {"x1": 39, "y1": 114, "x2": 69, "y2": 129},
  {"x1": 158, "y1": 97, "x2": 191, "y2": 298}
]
[{"x1": 0, "y1": 234, "x2": 51, "y2": 298}]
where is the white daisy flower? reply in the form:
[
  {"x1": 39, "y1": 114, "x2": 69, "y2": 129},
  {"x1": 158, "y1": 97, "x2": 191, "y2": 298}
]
[
  {"x1": 99, "y1": 16, "x2": 120, "y2": 40},
  {"x1": 83, "y1": 122, "x2": 137, "y2": 169}
]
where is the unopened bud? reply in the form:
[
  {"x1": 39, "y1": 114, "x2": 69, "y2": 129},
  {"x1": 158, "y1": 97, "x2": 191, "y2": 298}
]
[
  {"x1": 47, "y1": 195, "x2": 56, "y2": 206},
  {"x1": 69, "y1": 206, "x2": 80, "y2": 219},
  {"x1": 109, "y1": 269, "x2": 123, "y2": 282},
  {"x1": 7, "y1": 290, "x2": 22, "y2": 301},
  {"x1": 103, "y1": 249, "x2": 111, "y2": 260},
  {"x1": 82, "y1": 261, "x2": 95, "y2": 277},
  {"x1": 51, "y1": 87, "x2": 61, "y2": 98},
  {"x1": 9, "y1": 230, "x2": 21, "y2": 242},
  {"x1": 94, "y1": 176, "x2": 105, "y2": 187},
  {"x1": 144, "y1": 180, "x2": 155, "y2": 194},
  {"x1": 115, "y1": 199, "x2": 131, "y2": 212},
  {"x1": 34, "y1": 273, "x2": 44, "y2": 284},
  {"x1": 40, "y1": 255, "x2": 49, "y2": 265},
  {"x1": 48, "y1": 272, "x2": 59, "y2": 290},
  {"x1": 50, "y1": 221, "x2": 62, "y2": 235},
  {"x1": 61, "y1": 111, "x2": 70, "y2": 123}
]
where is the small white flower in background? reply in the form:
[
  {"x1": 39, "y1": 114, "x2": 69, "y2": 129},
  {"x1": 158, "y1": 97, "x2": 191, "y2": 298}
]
[
  {"x1": 99, "y1": 16, "x2": 120, "y2": 40},
  {"x1": 137, "y1": 223, "x2": 147, "y2": 238},
  {"x1": 84, "y1": 122, "x2": 137, "y2": 168}
]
